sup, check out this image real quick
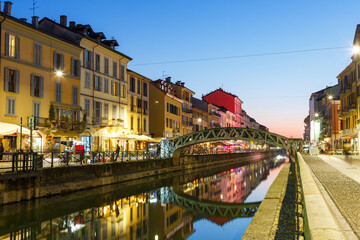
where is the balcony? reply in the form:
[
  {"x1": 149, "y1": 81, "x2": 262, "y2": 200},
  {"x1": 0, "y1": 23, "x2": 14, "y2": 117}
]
[
  {"x1": 186, "y1": 109, "x2": 193, "y2": 114},
  {"x1": 210, "y1": 111, "x2": 221, "y2": 117},
  {"x1": 52, "y1": 120, "x2": 82, "y2": 131},
  {"x1": 349, "y1": 103, "x2": 357, "y2": 112},
  {"x1": 28, "y1": 117, "x2": 51, "y2": 128}
]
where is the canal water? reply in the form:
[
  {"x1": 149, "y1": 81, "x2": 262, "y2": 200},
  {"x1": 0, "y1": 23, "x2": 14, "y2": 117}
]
[{"x1": 0, "y1": 154, "x2": 286, "y2": 240}]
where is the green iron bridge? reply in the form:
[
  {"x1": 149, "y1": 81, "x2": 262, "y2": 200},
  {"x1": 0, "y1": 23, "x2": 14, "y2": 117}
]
[
  {"x1": 160, "y1": 127, "x2": 303, "y2": 159},
  {"x1": 161, "y1": 186, "x2": 261, "y2": 218}
]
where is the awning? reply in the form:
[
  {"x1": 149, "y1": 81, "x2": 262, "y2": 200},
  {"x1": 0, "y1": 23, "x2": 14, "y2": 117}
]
[
  {"x1": 137, "y1": 135, "x2": 156, "y2": 142},
  {"x1": 341, "y1": 135, "x2": 357, "y2": 140},
  {"x1": 0, "y1": 122, "x2": 31, "y2": 135}
]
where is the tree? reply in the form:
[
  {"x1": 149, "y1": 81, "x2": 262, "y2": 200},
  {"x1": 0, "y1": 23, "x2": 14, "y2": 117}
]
[{"x1": 49, "y1": 105, "x2": 55, "y2": 121}]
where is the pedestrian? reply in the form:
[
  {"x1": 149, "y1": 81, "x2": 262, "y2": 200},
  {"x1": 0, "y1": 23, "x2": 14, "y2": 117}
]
[
  {"x1": 0, "y1": 142, "x2": 3, "y2": 161},
  {"x1": 115, "y1": 144, "x2": 120, "y2": 161}
]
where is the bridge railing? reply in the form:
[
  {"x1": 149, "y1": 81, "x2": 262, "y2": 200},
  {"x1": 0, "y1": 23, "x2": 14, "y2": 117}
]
[{"x1": 0, "y1": 152, "x2": 42, "y2": 173}]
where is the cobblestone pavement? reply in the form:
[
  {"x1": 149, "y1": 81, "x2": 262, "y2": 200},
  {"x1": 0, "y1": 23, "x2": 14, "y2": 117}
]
[{"x1": 303, "y1": 155, "x2": 360, "y2": 238}]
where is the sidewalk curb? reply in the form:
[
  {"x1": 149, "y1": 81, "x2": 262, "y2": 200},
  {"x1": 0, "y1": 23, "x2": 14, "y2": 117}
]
[{"x1": 297, "y1": 153, "x2": 345, "y2": 239}]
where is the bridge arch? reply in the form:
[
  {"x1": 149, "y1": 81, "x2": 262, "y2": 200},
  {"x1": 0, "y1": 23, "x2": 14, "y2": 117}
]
[{"x1": 161, "y1": 127, "x2": 302, "y2": 159}]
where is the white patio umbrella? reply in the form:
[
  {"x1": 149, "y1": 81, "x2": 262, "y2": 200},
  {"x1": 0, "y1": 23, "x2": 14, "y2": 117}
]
[{"x1": 0, "y1": 122, "x2": 31, "y2": 135}]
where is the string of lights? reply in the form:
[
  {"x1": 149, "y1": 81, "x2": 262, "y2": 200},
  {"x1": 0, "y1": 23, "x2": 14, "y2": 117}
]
[{"x1": 130, "y1": 46, "x2": 349, "y2": 66}]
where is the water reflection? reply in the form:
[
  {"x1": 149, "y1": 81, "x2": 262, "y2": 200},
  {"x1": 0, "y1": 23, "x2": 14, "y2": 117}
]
[{"x1": 0, "y1": 155, "x2": 286, "y2": 240}]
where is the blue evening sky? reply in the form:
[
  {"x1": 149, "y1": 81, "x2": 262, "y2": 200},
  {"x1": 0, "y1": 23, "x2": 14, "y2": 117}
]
[{"x1": 13, "y1": 0, "x2": 360, "y2": 137}]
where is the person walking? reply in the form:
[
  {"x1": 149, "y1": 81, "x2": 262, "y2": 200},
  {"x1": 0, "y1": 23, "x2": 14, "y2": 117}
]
[
  {"x1": 0, "y1": 142, "x2": 3, "y2": 161},
  {"x1": 115, "y1": 144, "x2": 120, "y2": 161}
]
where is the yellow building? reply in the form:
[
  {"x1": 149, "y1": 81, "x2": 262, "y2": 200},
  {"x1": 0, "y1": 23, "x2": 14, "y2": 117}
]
[
  {"x1": 149, "y1": 79, "x2": 182, "y2": 139},
  {"x1": 337, "y1": 58, "x2": 358, "y2": 152},
  {"x1": 165, "y1": 77, "x2": 195, "y2": 135},
  {"x1": 127, "y1": 69, "x2": 151, "y2": 150},
  {"x1": 208, "y1": 103, "x2": 221, "y2": 128},
  {"x1": 39, "y1": 16, "x2": 132, "y2": 152},
  {"x1": 0, "y1": 5, "x2": 82, "y2": 152}
]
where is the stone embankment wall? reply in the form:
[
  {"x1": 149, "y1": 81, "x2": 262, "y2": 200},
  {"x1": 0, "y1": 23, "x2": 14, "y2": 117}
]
[{"x1": 0, "y1": 151, "x2": 272, "y2": 205}]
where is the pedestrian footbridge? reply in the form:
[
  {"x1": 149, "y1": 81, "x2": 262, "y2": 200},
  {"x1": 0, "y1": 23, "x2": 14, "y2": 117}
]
[{"x1": 161, "y1": 127, "x2": 303, "y2": 159}]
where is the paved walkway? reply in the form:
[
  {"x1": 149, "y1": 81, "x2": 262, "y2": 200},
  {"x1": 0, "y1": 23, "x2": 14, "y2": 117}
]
[{"x1": 302, "y1": 154, "x2": 360, "y2": 239}]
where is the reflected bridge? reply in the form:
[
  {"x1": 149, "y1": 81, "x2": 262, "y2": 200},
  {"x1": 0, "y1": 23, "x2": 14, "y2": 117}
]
[
  {"x1": 161, "y1": 127, "x2": 303, "y2": 158},
  {"x1": 166, "y1": 186, "x2": 261, "y2": 218}
]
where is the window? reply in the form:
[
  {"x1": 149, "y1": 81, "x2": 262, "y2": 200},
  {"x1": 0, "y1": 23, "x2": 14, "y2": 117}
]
[
  {"x1": 5, "y1": 33, "x2": 20, "y2": 58},
  {"x1": 137, "y1": 118, "x2": 141, "y2": 132},
  {"x1": 130, "y1": 116, "x2": 134, "y2": 130},
  {"x1": 120, "y1": 65, "x2": 125, "y2": 81},
  {"x1": 4, "y1": 68, "x2": 19, "y2": 93},
  {"x1": 34, "y1": 43, "x2": 41, "y2": 65},
  {"x1": 95, "y1": 54, "x2": 100, "y2": 72},
  {"x1": 137, "y1": 98, "x2": 142, "y2": 109},
  {"x1": 94, "y1": 101, "x2": 102, "y2": 123},
  {"x1": 143, "y1": 100, "x2": 148, "y2": 114},
  {"x1": 104, "y1": 103, "x2": 109, "y2": 119},
  {"x1": 84, "y1": 50, "x2": 93, "y2": 69},
  {"x1": 33, "y1": 102, "x2": 40, "y2": 118},
  {"x1": 72, "y1": 86, "x2": 78, "y2": 105},
  {"x1": 137, "y1": 79, "x2": 141, "y2": 94},
  {"x1": 55, "y1": 82, "x2": 62, "y2": 102},
  {"x1": 112, "y1": 105, "x2": 117, "y2": 119},
  {"x1": 113, "y1": 61, "x2": 117, "y2": 78},
  {"x1": 121, "y1": 85, "x2": 126, "y2": 98},
  {"x1": 143, "y1": 82, "x2": 148, "y2": 97},
  {"x1": 30, "y1": 74, "x2": 43, "y2": 98},
  {"x1": 166, "y1": 118, "x2": 168, "y2": 128},
  {"x1": 143, "y1": 118, "x2": 147, "y2": 132},
  {"x1": 130, "y1": 77, "x2": 136, "y2": 92},
  {"x1": 111, "y1": 81, "x2": 119, "y2": 96},
  {"x1": 130, "y1": 96, "x2": 134, "y2": 112},
  {"x1": 6, "y1": 97, "x2": 16, "y2": 116},
  {"x1": 71, "y1": 58, "x2": 80, "y2": 77},
  {"x1": 104, "y1": 78, "x2": 109, "y2": 93},
  {"x1": 104, "y1": 58, "x2": 109, "y2": 75},
  {"x1": 85, "y1": 99, "x2": 90, "y2": 117},
  {"x1": 53, "y1": 51, "x2": 64, "y2": 71},
  {"x1": 94, "y1": 76, "x2": 102, "y2": 91},
  {"x1": 85, "y1": 72, "x2": 91, "y2": 89}
]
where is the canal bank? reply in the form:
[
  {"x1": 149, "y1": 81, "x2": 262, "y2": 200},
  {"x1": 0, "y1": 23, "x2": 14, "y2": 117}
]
[{"x1": 0, "y1": 151, "x2": 276, "y2": 205}]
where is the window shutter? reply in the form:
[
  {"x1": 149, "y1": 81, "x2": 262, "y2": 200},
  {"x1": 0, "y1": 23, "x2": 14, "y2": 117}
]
[
  {"x1": 30, "y1": 74, "x2": 34, "y2": 97},
  {"x1": 15, "y1": 70, "x2": 20, "y2": 93},
  {"x1": 83, "y1": 51, "x2": 86, "y2": 68},
  {"x1": 53, "y1": 51, "x2": 57, "y2": 70},
  {"x1": 39, "y1": 45, "x2": 42, "y2": 65},
  {"x1": 59, "y1": 82, "x2": 62, "y2": 102},
  {"x1": 15, "y1": 37, "x2": 20, "y2": 59},
  {"x1": 111, "y1": 80, "x2": 114, "y2": 95},
  {"x1": 77, "y1": 60, "x2": 81, "y2": 77},
  {"x1": 99, "y1": 77, "x2": 102, "y2": 92},
  {"x1": 33, "y1": 44, "x2": 36, "y2": 64},
  {"x1": 71, "y1": 57, "x2": 74, "y2": 75},
  {"x1": 40, "y1": 76, "x2": 44, "y2": 98},
  {"x1": 90, "y1": 51, "x2": 94, "y2": 69},
  {"x1": 4, "y1": 67, "x2": 9, "y2": 92},
  {"x1": 5, "y1": 32, "x2": 9, "y2": 56},
  {"x1": 61, "y1": 53, "x2": 64, "y2": 70}
]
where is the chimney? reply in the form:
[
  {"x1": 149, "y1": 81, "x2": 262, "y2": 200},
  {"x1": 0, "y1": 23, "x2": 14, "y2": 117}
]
[
  {"x1": 176, "y1": 81, "x2": 181, "y2": 85},
  {"x1": 165, "y1": 76, "x2": 171, "y2": 83},
  {"x1": 19, "y1": 18, "x2": 27, "y2": 22},
  {"x1": 180, "y1": 82, "x2": 185, "y2": 87},
  {"x1": 32, "y1": 16, "x2": 39, "y2": 27},
  {"x1": 4, "y1": 1, "x2": 12, "y2": 16},
  {"x1": 60, "y1": 15, "x2": 67, "y2": 27},
  {"x1": 69, "y1": 21, "x2": 76, "y2": 28}
]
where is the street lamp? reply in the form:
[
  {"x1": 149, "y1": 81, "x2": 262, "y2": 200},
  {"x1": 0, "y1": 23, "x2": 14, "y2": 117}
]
[
  {"x1": 328, "y1": 95, "x2": 333, "y2": 100},
  {"x1": 353, "y1": 45, "x2": 360, "y2": 55},
  {"x1": 56, "y1": 71, "x2": 63, "y2": 77},
  {"x1": 315, "y1": 113, "x2": 319, "y2": 117}
]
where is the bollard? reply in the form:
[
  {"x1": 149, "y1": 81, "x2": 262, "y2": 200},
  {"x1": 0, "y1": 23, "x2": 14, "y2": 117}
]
[{"x1": 51, "y1": 152, "x2": 54, "y2": 168}]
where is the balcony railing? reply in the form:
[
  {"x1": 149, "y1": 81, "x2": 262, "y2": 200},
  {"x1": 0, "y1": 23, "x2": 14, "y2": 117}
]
[
  {"x1": 28, "y1": 117, "x2": 51, "y2": 128},
  {"x1": 210, "y1": 111, "x2": 221, "y2": 117}
]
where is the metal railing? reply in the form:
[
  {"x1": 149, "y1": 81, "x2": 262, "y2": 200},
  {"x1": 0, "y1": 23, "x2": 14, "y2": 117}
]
[{"x1": 0, "y1": 152, "x2": 42, "y2": 173}]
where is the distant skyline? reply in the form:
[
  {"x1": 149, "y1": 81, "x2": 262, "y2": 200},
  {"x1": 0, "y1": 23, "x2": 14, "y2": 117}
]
[{"x1": 13, "y1": 0, "x2": 360, "y2": 138}]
